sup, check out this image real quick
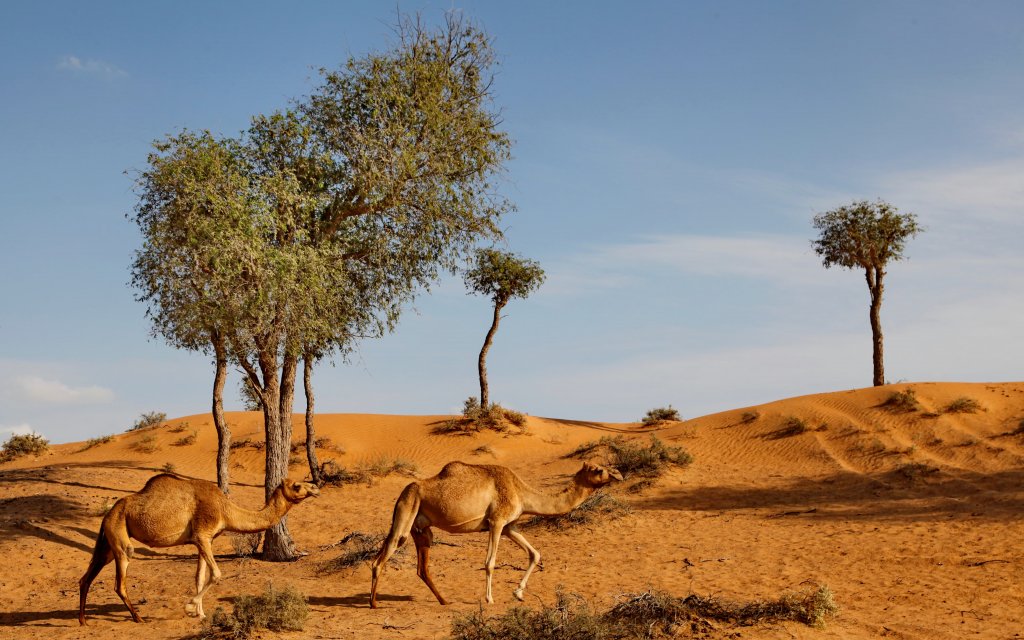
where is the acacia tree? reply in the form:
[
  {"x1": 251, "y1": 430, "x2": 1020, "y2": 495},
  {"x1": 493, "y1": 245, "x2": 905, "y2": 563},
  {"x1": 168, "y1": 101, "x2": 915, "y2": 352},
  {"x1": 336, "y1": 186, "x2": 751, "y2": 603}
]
[
  {"x1": 812, "y1": 199, "x2": 922, "y2": 386},
  {"x1": 463, "y1": 248, "x2": 545, "y2": 408}
]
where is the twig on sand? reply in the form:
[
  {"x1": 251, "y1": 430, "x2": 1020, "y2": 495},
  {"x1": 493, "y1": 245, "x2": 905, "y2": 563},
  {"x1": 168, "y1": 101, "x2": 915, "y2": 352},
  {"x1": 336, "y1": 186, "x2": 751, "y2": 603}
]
[
  {"x1": 965, "y1": 559, "x2": 1010, "y2": 567},
  {"x1": 767, "y1": 508, "x2": 817, "y2": 519}
]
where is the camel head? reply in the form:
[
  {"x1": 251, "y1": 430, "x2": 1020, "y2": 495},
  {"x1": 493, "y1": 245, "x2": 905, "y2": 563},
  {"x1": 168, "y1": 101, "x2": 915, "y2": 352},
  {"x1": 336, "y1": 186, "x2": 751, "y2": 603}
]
[
  {"x1": 575, "y1": 462, "x2": 623, "y2": 488},
  {"x1": 279, "y1": 478, "x2": 320, "y2": 503}
]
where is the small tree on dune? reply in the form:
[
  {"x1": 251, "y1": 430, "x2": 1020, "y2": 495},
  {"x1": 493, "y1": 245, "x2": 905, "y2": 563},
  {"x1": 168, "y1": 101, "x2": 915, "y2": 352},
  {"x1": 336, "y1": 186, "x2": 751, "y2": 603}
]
[
  {"x1": 812, "y1": 199, "x2": 922, "y2": 387},
  {"x1": 463, "y1": 248, "x2": 545, "y2": 408}
]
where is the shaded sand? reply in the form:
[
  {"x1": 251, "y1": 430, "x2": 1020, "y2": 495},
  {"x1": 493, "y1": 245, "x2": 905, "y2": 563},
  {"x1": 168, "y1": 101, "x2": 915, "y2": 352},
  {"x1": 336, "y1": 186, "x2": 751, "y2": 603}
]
[{"x1": 1, "y1": 382, "x2": 1022, "y2": 638}]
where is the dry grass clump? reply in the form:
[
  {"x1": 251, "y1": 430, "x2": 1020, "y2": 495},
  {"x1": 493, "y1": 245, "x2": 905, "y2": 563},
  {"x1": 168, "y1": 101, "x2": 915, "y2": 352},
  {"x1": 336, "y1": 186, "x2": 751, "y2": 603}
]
[
  {"x1": 523, "y1": 493, "x2": 631, "y2": 530},
  {"x1": 161, "y1": 462, "x2": 177, "y2": 473},
  {"x1": 435, "y1": 397, "x2": 528, "y2": 434},
  {"x1": 567, "y1": 435, "x2": 692, "y2": 479},
  {"x1": 317, "y1": 531, "x2": 405, "y2": 575},
  {"x1": 738, "y1": 411, "x2": 761, "y2": 424},
  {"x1": 944, "y1": 397, "x2": 982, "y2": 414},
  {"x1": 231, "y1": 532, "x2": 263, "y2": 558},
  {"x1": 1, "y1": 433, "x2": 50, "y2": 463},
  {"x1": 365, "y1": 456, "x2": 418, "y2": 478},
  {"x1": 450, "y1": 586, "x2": 838, "y2": 639},
  {"x1": 881, "y1": 388, "x2": 920, "y2": 413},
  {"x1": 641, "y1": 406, "x2": 682, "y2": 426},
  {"x1": 128, "y1": 411, "x2": 166, "y2": 431},
  {"x1": 895, "y1": 461, "x2": 940, "y2": 482},
  {"x1": 130, "y1": 434, "x2": 160, "y2": 454},
  {"x1": 77, "y1": 434, "x2": 114, "y2": 452},
  {"x1": 769, "y1": 416, "x2": 810, "y2": 439},
  {"x1": 318, "y1": 457, "x2": 415, "y2": 486},
  {"x1": 174, "y1": 430, "x2": 198, "y2": 446},
  {"x1": 199, "y1": 583, "x2": 308, "y2": 639}
]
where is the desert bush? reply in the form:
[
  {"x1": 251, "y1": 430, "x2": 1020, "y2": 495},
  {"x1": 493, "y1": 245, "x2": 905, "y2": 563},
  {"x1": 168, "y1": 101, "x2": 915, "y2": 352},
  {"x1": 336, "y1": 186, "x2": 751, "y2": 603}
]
[
  {"x1": 318, "y1": 460, "x2": 372, "y2": 486},
  {"x1": 77, "y1": 434, "x2": 114, "y2": 453},
  {"x1": 451, "y1": 590, "x2": 606, "y2": 640},
  {"x1": 290, "y1": 436, "x2": 334, "y2": 454},
  {"x1": 771, "y1": 417, "x2": 809, "y2": 438},
  {"x1": 641, "y1": 406, "x2": 681, "y2": 426},
  {"x1": 366, "y1": 456, "x2": 418, "y2": 477},
  {"x1": 523, "y1": 492, "x2": 631, "y2": 530},
  {"x1": 896, "y1": 461, "x2": 939, "y2": 481},
  {"x1": 168, "y1": 422, "x2": 189, "y2": 433},
  {"x1": 174, "y1": 430, "x2": 198, "y2": 446},
  {"x1": 882, "y1": 388, "x2": 920, "y2": 413},
  {"x1": 317, "y1": 531, "x2": 405, "y2": 575},
  {"x1": 229, "y1": 438, "x2": 255, "y2": 450},
  {"x1": 1, "y1": 433, "x2": 50, "y2": 462},
  {"x1": 200, "y1": 583, "x2": 308, "y2": 639},
  {"x1": 231, "y1": 532, "x2": 262, "y2": 558},
  {"x1": 161, "y1": 462, "x2": 177, "y2": 473},
  {"x1": 131, "y1": 434, "x2": 160, "y2": 454},
  {"x1": 944, "y1": 397, "x2": 982, "y2": 414},
  {"x1": 472, "y1": 444, "x2": 494, "y2": 456},
  {"x1": 566, "y1": 435, "x2": 691, "y2": 479},
  {"x1": 435, "y1": 397, "x2": 527, "y2": 434},
  {"x1": 739, "y1": 411, "x2": 760, "y2": 424},
  {"x1": 129, "y1": 411, "x2": 166, "y2": 431}
]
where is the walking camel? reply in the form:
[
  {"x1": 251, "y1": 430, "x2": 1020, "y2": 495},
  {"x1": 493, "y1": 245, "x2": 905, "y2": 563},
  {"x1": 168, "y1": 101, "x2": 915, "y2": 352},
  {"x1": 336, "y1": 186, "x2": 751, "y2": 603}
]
[
  {"x1": 369, "y1": 461, "x2": 622, "y2": 607},
  {"x1": 79, "y1": 473, "x2": 319, "y2": 624}
]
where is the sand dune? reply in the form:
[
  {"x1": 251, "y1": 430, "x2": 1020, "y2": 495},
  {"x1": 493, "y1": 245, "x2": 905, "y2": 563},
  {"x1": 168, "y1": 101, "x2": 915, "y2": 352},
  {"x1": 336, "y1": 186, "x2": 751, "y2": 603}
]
[{"x1": 1, "y1": 382, "x2": 1021, "y2": 638}]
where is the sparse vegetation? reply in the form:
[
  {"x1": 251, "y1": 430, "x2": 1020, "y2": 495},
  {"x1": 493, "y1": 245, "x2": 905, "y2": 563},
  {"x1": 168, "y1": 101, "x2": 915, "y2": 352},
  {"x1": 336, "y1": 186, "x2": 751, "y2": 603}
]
[
  {"x1": 0, "y1": 433, "x2": 50, "y2": 463},
  {"x1": 77, "y1": 434, "x2": 114, "y2": 452},
  {"x1": 174, "y1": 430, "x2": 198, "y2": 446},
  {"x1": 318, "y1": 460, "x2": 372, "y2": 486},
  {"x1": 199, "y1": 583, "x2": 308, "y2": 639},
  {"x1": 161, "y1": 462, "x2": 177, "y2": 473},
  {"x1": 944, "y1": 397, "x2": 982, "y2": 414},
  {"x1": 472, "y1": 444, "x2": 494, "y2": 456},
  {"x1": 129, "y1": 411, "x2": 167, "y2": 431},
  {"x1": 131, "y1": 434, "x2": 160, "y2": 454},
  {"x1": 231, "y1": 532, "x2": 262, "y2": 558},
  {"x1": 771, "y1": 417, "x2": 809, "y2": 438},
  {"x1": 168, "y1": 422, "x2": 189, "y2": 433},
  {"x1": 449, "y1": 585, "x2": 838, "y2": 639},
  {"x1": 317, "y1": 532, "x2": 405, "y2": 575},
  {"x1": 435, "y1": 397, "x2": 528, "y2": 434},
  {"x1": 882, "y1": 388, "x2": 920, "y2": 413},
  {"x1": 896, "y1": 461, "x2": 939, "y2": 481},
  {"x1": 739, "y1": 411, "x2": 760, "y2": 424},
  {"x1": 365, "y1": 456, "x2": 418, "y2": 477},
  {"x1": 566, "y1": 435, "x2": 692, "y2": 479},
  {"x1": 523, "y1": 492, "x2": 630, "y2": 530},
  {"x1": 641, "y1": 406, "x2": 681, "y2": 426}
]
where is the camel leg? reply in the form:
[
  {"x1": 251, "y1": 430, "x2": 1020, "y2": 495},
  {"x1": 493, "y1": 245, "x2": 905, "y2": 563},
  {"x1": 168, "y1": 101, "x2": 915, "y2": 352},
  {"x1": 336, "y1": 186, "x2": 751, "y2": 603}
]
[
  {"x1": 504, "y1": 526, "x2": 541, "y2": 601},
  {"x1": 78, "y1": 534, "x2": 114, "y2": 625},
  {"x1": 411, "y1": 527, "x2": 447, "y2": 605},
  {"x1": 112, "y1": 544, "x2": 143, "y2": 623},
  {"x1": 371, "y1": 484, "x2": 422, "y2": 609},
  {"x1": 185, "y1": 554, "x2": 210, "y2": 618},
  {"x1": 482, "y1": 524, "x2": 503, "y2": 604},
  {"x1": 188, "y1": 539, "x2": 221, "y2": 619}
]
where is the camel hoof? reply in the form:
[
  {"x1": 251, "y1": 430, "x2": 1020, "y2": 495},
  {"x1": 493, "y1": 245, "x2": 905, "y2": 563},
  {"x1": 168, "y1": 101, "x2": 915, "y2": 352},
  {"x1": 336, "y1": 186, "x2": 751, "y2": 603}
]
[
  {"x1": 513, "y1": 588, "x2": 525, "y2": 601},
  {"x1": 185, "y1": 602, "x2": 200, "y2": 617}
]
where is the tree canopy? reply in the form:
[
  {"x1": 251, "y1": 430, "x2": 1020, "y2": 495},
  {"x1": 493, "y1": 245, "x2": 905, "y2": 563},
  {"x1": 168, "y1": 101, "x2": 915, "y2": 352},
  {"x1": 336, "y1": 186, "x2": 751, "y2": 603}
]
[
  {"x1": 464, "y1": 248, "x2": 546, "y2": 307},
  {"x1": 811, "y1": 199, "x2": 921, "y2": 273}
]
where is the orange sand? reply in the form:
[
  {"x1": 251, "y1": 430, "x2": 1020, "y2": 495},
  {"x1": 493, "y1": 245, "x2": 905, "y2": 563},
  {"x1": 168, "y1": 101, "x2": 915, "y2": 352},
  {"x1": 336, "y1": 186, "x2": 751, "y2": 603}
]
[{"x1": 1, "y1": 382, "x2": 1022, "y2": 638}]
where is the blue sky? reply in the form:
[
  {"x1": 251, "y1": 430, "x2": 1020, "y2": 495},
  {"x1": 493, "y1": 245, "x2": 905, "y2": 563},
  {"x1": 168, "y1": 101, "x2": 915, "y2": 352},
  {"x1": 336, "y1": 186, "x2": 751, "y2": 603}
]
[{"x1": 1, "y1": 1, "x2": 1022, "y2": 443}]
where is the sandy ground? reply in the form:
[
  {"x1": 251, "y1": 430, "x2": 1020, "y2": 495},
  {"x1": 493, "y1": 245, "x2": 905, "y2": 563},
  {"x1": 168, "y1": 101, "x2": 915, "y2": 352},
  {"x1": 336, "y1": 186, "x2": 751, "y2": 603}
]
[{"x1": 1, "y1": 381, "x2": 1022, "y2": 639}]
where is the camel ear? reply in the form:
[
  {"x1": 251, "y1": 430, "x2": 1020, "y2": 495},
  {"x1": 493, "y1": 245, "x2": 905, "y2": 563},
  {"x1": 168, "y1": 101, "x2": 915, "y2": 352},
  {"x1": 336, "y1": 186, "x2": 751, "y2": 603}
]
[{"x1": 609, "y1": 468, "x2": 623, "y2": 481}]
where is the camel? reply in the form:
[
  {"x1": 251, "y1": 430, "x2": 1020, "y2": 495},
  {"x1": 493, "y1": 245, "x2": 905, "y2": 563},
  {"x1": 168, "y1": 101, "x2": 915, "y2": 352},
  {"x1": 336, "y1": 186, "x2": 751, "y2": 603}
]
[
  {"x1": 78, "y1": 473, "x2": 319, "y2": 625},
  {"x1": 369, "y1": 461, "x2": 622, "y2": 607}
]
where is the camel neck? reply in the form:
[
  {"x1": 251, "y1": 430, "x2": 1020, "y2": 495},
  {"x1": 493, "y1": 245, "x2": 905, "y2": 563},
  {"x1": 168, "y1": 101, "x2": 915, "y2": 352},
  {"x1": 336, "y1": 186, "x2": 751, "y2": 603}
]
[
  {"x1": 223, "y1": 489, "x2": 293, "y2": 533},
  {"x1": 520, "y1": 479, "x2": 594, "y2": 517}
]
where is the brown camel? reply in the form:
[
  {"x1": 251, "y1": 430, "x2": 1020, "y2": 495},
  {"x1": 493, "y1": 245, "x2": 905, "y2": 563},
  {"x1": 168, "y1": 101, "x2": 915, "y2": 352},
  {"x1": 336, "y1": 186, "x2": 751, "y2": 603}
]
[
  {"x1": 369, "y1": 461, "x2": 622, "y2": 607},
  {"x1": 78, "y1": 473, "x2": 319, "y2": 625}
]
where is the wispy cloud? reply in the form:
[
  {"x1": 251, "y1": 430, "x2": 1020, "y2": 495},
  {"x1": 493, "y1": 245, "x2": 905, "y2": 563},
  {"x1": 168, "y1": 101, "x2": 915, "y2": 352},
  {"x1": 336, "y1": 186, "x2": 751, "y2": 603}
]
[
  {"x1": 15, "y1": 376, "x2": 115, "y2": 404},
  {"x1": 56, "y1": 55, "x2": 128, "y2": 79},
  {"x1": 882, "y1": 158, "x2": 1024, "y2": 225},
  {"x1": 0, "y1": 423, "x2": 36, "y2": 437}
]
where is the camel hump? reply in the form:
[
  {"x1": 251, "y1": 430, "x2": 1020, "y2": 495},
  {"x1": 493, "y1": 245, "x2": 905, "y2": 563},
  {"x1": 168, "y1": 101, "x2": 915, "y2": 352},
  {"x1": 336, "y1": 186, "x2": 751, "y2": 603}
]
[{"x1": 437, "y1": 461, "x2": 473, "y2": 477}]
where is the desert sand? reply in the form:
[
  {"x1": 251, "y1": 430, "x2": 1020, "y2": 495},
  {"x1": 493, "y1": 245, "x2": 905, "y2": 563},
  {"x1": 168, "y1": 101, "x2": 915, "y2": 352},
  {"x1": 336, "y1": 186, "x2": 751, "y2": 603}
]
[{"x1": 1, "y1": 381, "x2": 1022, "y2": 639}]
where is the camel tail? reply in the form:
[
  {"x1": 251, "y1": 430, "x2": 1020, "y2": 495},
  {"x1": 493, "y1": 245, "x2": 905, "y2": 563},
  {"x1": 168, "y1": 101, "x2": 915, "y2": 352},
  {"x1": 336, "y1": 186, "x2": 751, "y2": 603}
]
[{"x1": 370, "y1": 482, "x2": 420, "y2": 608}]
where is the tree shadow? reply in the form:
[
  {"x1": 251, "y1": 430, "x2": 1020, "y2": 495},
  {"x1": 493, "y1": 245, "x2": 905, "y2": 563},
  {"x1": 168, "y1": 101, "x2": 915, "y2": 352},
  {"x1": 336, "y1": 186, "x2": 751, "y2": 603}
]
[
  {"x1": 306, "y1": 593, "x2": 414, "y2": 609},
  {"x1": 0, "y1": 493, "x2": 96, "y2": 552}
]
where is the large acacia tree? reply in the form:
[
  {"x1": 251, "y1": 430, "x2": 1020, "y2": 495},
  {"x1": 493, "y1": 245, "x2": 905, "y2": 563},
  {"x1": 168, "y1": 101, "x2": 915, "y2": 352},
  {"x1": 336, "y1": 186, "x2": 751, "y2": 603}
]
[
  {"x1": 132, "y1": 13, "x2": 511, "y2": 560},
  {"x1": 463, "y1": 248, "x2": 545, "y2": 408},
  {"x1": 812, "y1": 199, "x2": 922, "y2": 387}
]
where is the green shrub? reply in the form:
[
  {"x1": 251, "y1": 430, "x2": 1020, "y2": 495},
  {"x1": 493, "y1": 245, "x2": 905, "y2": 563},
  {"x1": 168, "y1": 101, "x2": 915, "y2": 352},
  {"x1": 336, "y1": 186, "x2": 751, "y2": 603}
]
[
  {"x1": 944, "y1": 397, "x2": 982, "y2": 414},
  {"x1": 434, "y1": 398, "x2": 528, "y2": 434},
  {"x1": 1, "y1": 433, "x2": 50, "y2": 462},
  {"x1": 201, "y1": 583, "x2": 308, "y2": 638},
  {"x1": 523, "y1": 492, "x2": 631, "y2": 530},
  {"x1": 77, "y1": 434, "x2": 114, "y2": 452},
  {"x1": 641, "y1": 406, "x2": 681, "y2": 426},
  {"x1": 128, "y1": 411, "x2": 166, "y2": 431},
  {"x1": 882, "y1": 388, "x2": 920, "y2": 413}
]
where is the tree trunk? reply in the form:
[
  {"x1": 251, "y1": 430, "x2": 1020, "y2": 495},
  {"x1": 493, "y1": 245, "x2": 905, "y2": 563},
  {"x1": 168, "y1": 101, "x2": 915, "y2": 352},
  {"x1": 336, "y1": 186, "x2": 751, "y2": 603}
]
[
  {"x1": 866, "y1": 268, "x2": 885, "y2": 386},
  {"x1": 211, "y1": 331, "x2": 230, "y2": 494},
  {"x1": 303, "y1": 353, "x2": 321, "y2": 485},
  {"x1": 478, "y1": 301, "x2": 504, "y2": 408},
  {"x1": 260, "y1": 352, "x2": 298, "y2": 561}
]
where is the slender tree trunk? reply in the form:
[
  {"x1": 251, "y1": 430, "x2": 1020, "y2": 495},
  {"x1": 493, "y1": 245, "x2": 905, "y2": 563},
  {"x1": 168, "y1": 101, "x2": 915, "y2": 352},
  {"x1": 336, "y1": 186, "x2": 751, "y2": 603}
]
[
  {"x1": 303, "y1": 352, "x2": 321, "y2": 485},
  {"x1": 866, "y1": 268, "x2": 885, "y2": 386},
  {"x1": 211, "y1": 330, "x2": 230, "y2": 494},
  {"x1": 263, "y1": 351, "x2": 298, "y2": 561},
  {"x1": 478, "y1": 301, "x2": 504, "y2": 408}
]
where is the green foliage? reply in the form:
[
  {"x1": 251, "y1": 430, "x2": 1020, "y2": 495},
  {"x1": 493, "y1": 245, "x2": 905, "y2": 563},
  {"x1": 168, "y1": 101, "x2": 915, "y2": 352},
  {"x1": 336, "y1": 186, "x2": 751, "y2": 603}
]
[
  {"x1": 129, "y1": 411, "x2": 166, "y2": 431},
  {"x1": 1, "y1": 433, "x2": 50, "y2": 462},
  {"x1": 812, "y1": 199, "x2": 921, "y2": 272},
  {"x1": 944, "y1": 397, "x2": 982, "y2": 414},
  {"x1": 566, "y1": 435, "x2": 692, "y2": 478},
  {"x1": 239, "y1": 379, "x2": 262, "y2": 411},
  {"x1": 201, "y1": 583, "x2": 308, "y2": 639},
  {"x1": 882, "y1": 388, "x2": 920, "y2": 413},
  {"x1": 463, "y1": 248, "x2": 545, "y2": 307},
  {"x1": 641, "y1": 406, "x2": 681, "y2": 426},
  {"x1": 435, "y1": 397, "x2": 527, "y2": 434}
]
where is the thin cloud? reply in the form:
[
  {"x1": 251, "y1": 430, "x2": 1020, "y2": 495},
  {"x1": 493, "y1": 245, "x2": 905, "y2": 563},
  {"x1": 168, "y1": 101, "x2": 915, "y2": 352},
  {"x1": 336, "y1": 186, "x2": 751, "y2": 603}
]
[
  {"x1": 16, "y1": 376, "x2": 115, "y2": 404},
  {"x1": 56, "y1": 55, "x2": 128, "y2": 79},
  {"x1": 0, "y1": 423, "x2": 36, "y2": 437},
  {"x1": 881, "y1": 158, "x2": 1024, "y2": 225}
]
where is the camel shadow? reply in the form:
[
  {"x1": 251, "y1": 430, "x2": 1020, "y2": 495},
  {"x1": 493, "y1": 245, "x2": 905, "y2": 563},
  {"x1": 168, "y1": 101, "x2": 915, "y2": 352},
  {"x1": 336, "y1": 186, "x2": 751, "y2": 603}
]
[
  {"x1": 0, "y1": 603, "x2": 126, "y2": 626},
  {"x1": 306, "y1": 593, "x2": 413, "y2": 608}
]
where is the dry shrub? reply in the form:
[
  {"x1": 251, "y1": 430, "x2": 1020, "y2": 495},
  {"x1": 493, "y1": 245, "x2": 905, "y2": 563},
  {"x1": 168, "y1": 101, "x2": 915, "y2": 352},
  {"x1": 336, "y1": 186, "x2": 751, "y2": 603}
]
[
  {"x1": 131, "y1": 434, "x2": 160, "y2": 454},
  {"x1": 200, "y1": 583, "x2": 308, "y2": 639},
  {"x1": 451, "y1": 590, "x2": 606, "y2": 640},
  {"x1": 174, "y1": 430, "x2": 198, "y2": 446},
  {"x1": 161, "y1": 462, "x2": 177, "y2": 473},
  {"x1": 567, "y1": 435, "x2": 692, "y2": 479},
  {"x1": 769, "y1": 417, "x2": 809, "y2": 439},
  {"x1": 1, "y1": 433, "x2": 50, "y2": 462},
  {"x1": 472, "y1": 444, "x2": 494, "y2": 456},
  {"x1": 641, "y1": 406, "x2": 681, "y2": 426},
  {"x1": 882, "y1": 388, "x2": 920, "y2": 413},
  {"x1": 739, "y1": 411, "x2": 760, "y2": 424},
  {"x1": 231, "y1": 532, "x2": 262, "y2": 558},
  {"x1": 435, "y1": 397, "x2": 528, "y2": 434},
  {"x1": 365, "y1": 456, "x2": 418, "y2": 478},
  {"x1": 318, "y1": 460, "x2": 372, "y2": 486},
  {"x1": 77, "y1": 434, "x2": 114, "y2": 452},
  {"x1": 895, "y1": 461, "x2": 939, "y2": 482},
  {"x1": 317, "y1": 532, "x2": 405, "y2": 575},
  {"x1": 523, "y1": 492, "x2": 630, "y2": 530},
  {"x1": 944, "y1": 397, "x2": 982, "y2": 414},
  {"x1": 168, "y1": 422, "x2": 189, "y2": 433},
  {"x1": 129, "y1": 411, "x2": 166, "y2": 431}
]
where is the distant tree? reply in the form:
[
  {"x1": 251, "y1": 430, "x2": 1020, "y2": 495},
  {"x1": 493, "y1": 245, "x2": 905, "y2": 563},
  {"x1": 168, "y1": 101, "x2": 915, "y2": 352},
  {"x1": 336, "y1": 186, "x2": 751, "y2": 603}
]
[
  {"x1": 463, "y1": 249, "x2": 545, "y2": 408},
  {"x1": 812, "y1": 199, "x2": 922, "y2": 386}
]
